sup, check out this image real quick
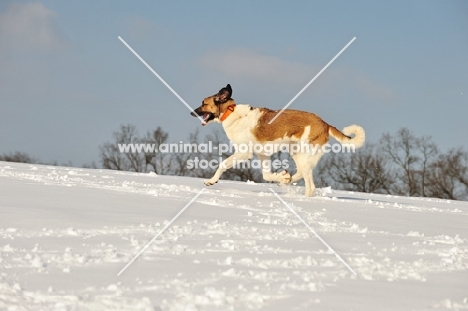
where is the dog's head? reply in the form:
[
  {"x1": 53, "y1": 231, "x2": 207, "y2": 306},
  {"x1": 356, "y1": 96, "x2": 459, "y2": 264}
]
[{"x1": 191, "y1": 84, "x2": 234, "y2": 126}]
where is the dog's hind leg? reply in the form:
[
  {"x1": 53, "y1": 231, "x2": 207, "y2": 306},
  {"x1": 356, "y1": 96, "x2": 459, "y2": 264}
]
[
  {"x1": 205, "y1": 152, "x2": 253, "y2": 186},
  {"x1": 256, "y1": 154, "x2": 291, "y2": 183},
  {"x1": 291, "y1": 153, "x2": 312, "y2": 195},
  {"x1": 302, "y1": 169, "x2": 315, "y2": 197},
  {"x1": 304, "y1": 152, "x2": 324, "y2": 196},
  {"x1": 292, "y1": 153, "x2": 323, "y2": 196},
  {"x1": 286, "y1": 151, "x2": 322, "y2": 185}
]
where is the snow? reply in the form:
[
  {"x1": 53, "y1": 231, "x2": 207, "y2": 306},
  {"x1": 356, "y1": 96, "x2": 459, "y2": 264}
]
[{"x1": 1, "y1": 161, "x2": 467, "y2": 310}]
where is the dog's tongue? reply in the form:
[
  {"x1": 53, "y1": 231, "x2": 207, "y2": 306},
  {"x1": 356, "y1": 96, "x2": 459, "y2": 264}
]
[{"x1": 201, "y1": 113, "x2": 210, "y2": 126}]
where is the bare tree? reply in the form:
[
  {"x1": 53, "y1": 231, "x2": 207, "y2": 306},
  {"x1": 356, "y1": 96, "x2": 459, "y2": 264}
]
[
  {"x1": 143, "y1": 126, "x2": 172, "y2": 175},
  {"x1": 317, "y1": 143, "x2": 392, "y2": 194},
  {"x1": 100, "y1": 124, "x2": 146, "y2": 172},
  {"x1": 381, "y1": 128, "x2": 421, "y2": 196},
  {"x1": 417, "y1": 135, "x2": 438, "y2": 197},
  {"x1": 426, "y1": 148, "x2": 468, "y2": 200}
]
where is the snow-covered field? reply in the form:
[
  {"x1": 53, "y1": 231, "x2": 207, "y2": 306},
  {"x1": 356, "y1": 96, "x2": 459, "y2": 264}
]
[{"x1": 1, "y1": 161, "x2": 467, "y2": 310}]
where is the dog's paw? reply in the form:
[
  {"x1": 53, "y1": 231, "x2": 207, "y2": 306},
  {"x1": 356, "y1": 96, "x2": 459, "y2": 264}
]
[
  {"x1": 204, "y1": 179, "x2": 218, "y2": 186},
  {"x1": 278, "y1": 170, "x2": 292, "y2": 184}
]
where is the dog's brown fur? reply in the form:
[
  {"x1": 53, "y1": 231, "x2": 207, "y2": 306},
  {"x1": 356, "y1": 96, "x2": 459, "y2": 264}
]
[{"x1": 253, "y1": 109, "x2": 338, "y2": 146}]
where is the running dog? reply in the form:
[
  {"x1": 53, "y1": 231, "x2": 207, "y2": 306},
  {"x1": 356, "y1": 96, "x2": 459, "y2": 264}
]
[{"x1": 191, "y1": 84, "x2": 365, "y2": 197}]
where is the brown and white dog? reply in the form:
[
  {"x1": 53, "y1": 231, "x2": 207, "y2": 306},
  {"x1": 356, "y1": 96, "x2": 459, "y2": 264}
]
[{"x1": 191, "y1": 84, "x2": 365, "y2": 197}]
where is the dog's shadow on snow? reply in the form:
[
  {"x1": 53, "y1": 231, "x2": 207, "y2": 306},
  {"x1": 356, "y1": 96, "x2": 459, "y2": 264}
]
[
  {"x1": 332, "y1": 196, "x2": 396, "y2": 206},
  {"x1": 334, "y1": 196, "x2": 368, "y2": 201}
]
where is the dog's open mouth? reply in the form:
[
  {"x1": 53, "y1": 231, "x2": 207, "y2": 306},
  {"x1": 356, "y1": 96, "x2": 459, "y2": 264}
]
[
  {"x1": 191, "y1": 110, "x2": 216, "y2": 126},
  {"x1": 200, "y1": 112, "x2": 215, "y2": 126}
]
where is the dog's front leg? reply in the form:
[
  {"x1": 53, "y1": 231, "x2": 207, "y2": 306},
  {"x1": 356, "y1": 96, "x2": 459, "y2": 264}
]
[{"x1": 205, "y1": 152, "x2": 253, "y2": 186}]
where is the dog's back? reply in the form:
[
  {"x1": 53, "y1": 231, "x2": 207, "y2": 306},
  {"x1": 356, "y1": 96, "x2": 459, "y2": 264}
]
[{"x1": 252, "y1": 108, "x2": 332, "y2": 146}]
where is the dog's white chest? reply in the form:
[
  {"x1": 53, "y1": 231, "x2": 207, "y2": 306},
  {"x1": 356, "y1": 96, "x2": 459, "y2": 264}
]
[{"x1": 222, "y1": 105, "x2": 260, "y2": 144}]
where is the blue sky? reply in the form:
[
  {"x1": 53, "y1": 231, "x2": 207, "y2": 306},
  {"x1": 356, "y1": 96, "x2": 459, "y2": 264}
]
[{"x1": 0, "y1": 0, "x2": 467, "y2": 166}]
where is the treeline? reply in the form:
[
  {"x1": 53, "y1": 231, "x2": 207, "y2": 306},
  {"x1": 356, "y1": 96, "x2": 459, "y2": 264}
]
[
  {"x1": 99, "y1": 125, "x2": 468, "y2": 201},
  {"x1": 0, "y1": 151, "x2": 36, "y2": 164},
  {"x1": 1, "y1": 125, "x2": 467, "y2": 201},
  {"x1": 0, "y1": 151, "x2": 81, "y2": 168}
]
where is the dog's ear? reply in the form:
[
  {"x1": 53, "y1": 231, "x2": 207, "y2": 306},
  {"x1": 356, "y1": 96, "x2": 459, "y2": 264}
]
[
  {"x1": 225, "y1": 84, "x2": 232, "y2": 96},
  {"x1": 217, "y1": 84, "x2": 232, "y2": 103}
]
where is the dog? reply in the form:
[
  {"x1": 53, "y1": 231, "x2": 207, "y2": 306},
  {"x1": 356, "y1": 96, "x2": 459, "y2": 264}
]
[{"x1": 191, "y1": 84, "x2": 365, "y2": 197}]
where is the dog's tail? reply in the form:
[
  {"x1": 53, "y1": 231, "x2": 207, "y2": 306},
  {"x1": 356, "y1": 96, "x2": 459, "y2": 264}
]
[{"x1": 329, "y1": 124, "x2": 365, "y2": 149}]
